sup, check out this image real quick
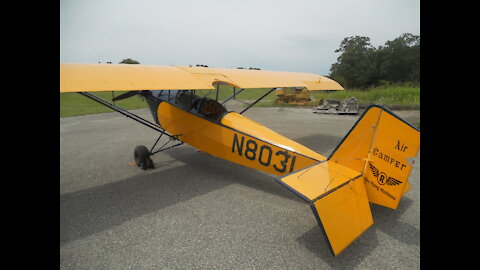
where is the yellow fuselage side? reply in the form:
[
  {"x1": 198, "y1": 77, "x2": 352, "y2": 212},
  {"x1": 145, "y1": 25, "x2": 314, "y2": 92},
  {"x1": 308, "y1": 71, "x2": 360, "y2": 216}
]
[{"x1": 156, "y1": 102, "x2": 325, "y2": 176}]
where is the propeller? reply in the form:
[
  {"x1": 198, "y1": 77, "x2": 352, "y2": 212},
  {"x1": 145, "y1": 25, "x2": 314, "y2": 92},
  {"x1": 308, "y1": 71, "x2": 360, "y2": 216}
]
[{"x1": 112, "y1": 91, "x2": 140, "y2": 101}]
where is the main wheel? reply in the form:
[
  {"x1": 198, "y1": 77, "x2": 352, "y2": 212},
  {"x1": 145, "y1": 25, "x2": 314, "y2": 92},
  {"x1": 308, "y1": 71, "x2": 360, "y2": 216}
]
[{"x1": 134, "y1": 145, "x2": 152, "y2": 170}]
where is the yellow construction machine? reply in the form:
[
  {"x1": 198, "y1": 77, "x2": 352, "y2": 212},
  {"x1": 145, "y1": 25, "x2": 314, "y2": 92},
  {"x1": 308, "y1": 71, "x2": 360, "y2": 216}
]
[{"x1": 275, "y1": 87, "x2": 316, "y2": 105}]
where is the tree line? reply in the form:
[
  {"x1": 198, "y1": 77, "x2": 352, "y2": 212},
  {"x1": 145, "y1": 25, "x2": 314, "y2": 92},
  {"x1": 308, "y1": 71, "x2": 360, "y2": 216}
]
[{"x1": 329, "y1": 33, "x2": 419, "y2": 89}]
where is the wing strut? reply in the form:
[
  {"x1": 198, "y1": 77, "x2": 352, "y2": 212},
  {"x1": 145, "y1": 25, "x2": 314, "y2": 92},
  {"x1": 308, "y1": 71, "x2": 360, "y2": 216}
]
[
  {"x1": 239, "y1": 88, "x2": 276, "y2": 114},
  {"x1": 79, "y1": 92, "x2": 164, "y2": 133},
  {"x1": 221, "y1": 88, "x2": 246, "y2": 105},
  {"x1": 149, "y1": 130, "x2": 184, "y2": 155}
]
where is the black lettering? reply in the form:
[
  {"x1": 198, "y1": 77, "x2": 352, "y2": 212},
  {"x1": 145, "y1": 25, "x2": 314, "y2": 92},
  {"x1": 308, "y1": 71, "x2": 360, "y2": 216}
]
[
  {"x1": 274, "y1": 150, "x2": 291, "y2": 173},
  {"x1": 232, "y1": 134, "x2": 244, "y2": 156},
  {"x1": 395, "y1": 140, "x2": 409, "y2": 152},
  {"x1": 289, "y1": 155, "x2": 297, "y2": 173},
  {"x1": 245, "y1": 140, "x2": 257, "y2": 161},
  {"x1": 374, "y1": 147, "x2": 410, "y2": 171},
  {"x1": 395, "y1": 140, "x2": 401, "y2": 150},
  {"x1": 258, "y1": 145, "x2": 272, "y2": 166}
]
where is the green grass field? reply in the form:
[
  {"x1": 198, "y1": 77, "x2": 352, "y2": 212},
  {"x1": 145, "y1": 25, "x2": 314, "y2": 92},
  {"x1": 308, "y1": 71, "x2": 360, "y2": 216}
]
[
  {"x1": 60, "y1": 91, "x2": 148, "y2": 117},
  {"x1": 60, "y1": 85, "x2": 419, "y2": 118},
  {"x1": 310, "y1": 85, "x2": 420, "y2": 106}
]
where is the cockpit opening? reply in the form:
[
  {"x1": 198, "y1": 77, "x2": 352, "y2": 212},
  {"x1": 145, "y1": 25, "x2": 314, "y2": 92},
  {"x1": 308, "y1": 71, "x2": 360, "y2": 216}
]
[{"x1": 174, "y1": 91, "x2": 228, "y2": 122}]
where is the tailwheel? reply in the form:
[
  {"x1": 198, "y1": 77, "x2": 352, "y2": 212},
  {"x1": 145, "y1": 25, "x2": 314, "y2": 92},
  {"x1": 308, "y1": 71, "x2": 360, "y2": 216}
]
[{"x1": 134, "y1": 145, "x2": 154, "y2": 170}]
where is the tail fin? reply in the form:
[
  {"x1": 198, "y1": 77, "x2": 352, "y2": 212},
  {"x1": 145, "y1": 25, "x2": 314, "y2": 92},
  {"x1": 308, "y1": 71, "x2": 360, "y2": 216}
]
[
  {"x1": 329, "y1": 105, "x2": 420, "y2": 209},
  {"x1": 275, "y1": 105, "x2": 419, "y2": 256}
]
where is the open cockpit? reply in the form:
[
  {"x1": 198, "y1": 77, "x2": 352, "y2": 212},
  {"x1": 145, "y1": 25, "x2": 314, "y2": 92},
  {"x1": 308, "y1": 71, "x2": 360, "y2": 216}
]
[{"x1": 156, "y1": 90, "x2": 228, "y2": 122}]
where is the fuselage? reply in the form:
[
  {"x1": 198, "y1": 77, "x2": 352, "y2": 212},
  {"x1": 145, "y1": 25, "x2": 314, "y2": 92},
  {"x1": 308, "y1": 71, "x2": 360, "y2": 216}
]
[{"x1": 143, "y1": 90, "x2": 326, "y2": 176}]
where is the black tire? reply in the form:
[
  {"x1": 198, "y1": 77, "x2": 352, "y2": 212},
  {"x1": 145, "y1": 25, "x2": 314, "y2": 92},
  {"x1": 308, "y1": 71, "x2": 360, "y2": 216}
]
[
  {"x1": 134, "y1": 145, "x2": 151, "y2": 168},
  {"x1": 146, "y1": 158, "x2": 155, "y2": 169}
]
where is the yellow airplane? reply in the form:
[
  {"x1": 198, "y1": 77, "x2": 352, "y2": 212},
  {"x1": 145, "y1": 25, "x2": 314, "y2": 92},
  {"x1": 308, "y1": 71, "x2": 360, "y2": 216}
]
[{"x1": 60, "y1": 63, "x2": 420, "y2": 256}]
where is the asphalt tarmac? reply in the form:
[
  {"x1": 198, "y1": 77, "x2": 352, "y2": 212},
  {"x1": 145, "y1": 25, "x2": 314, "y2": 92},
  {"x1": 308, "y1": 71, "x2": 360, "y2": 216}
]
[{"x1": 60, "y1": 105, "x2": 420, "y2": 269}]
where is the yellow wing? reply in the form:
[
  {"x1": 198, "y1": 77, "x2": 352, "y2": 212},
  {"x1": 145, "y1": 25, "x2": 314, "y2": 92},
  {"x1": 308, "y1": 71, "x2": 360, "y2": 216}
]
[
  {"x1": 60, "y1": 63, "x2": 215, "y2": 92},
  {"x1": 60, "y1": 63, "x2": 344, "y2": 93}
]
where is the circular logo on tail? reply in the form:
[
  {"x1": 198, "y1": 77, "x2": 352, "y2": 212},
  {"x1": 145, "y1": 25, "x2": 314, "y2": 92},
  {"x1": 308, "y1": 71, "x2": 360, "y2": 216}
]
[
  {"x1": 368, "y1": 162, "x2": 403, "y2": 186},
  {"x1": 378, "y1": 172, "x2": 388, "y2": 185}
]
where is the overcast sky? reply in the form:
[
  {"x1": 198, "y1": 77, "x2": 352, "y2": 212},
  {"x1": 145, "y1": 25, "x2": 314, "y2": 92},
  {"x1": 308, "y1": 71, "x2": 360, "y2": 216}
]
[{"x1": 60, "y1": 0, "x2": 419, "y2": 75}]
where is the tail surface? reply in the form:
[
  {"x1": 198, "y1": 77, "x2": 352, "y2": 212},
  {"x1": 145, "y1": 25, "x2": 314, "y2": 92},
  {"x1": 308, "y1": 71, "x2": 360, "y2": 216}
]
[
  {"x1": 276, "y1": 105, "x2": 420, "y2": 256},
  {"x1": 329, "y1": 105, "x2": 420, "y2": 209}
]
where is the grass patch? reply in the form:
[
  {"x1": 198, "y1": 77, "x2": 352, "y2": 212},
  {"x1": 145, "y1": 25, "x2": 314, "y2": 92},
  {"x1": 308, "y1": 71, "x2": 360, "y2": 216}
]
[
  {"x1": 310, "y1": 86, "x2": 420, "y2": 106},
  {"x1": 60, "y1": 91, "x2": 147, "y2": 118}
]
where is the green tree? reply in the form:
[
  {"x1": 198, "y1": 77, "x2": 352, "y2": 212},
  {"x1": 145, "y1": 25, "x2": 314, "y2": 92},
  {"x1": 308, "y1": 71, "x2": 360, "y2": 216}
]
[
  {"x1": 329, "y1": 34, "x2": 420, "y2": 89},
  {"x1": 378, "y1": 33, "x2": 419, "y2": 83},
  {"x1": 119, "y1": 58, "x2": 140, "y2": 64},
  {"x1": 329, "y1": 36, "x2": 377, "y2": 89}
]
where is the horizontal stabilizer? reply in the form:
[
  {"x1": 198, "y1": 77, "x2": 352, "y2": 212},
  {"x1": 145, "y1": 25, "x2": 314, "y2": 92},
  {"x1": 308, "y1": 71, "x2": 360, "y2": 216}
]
[
  {"x1": 276, "y1": 161, "x2": 372, "y2": 256},
  {"x1": 310, "y1": 176, "x2": 373, "y2": 256},
  {"x1": 276, "y1": 161, "x2": 361, "y2": 202}
]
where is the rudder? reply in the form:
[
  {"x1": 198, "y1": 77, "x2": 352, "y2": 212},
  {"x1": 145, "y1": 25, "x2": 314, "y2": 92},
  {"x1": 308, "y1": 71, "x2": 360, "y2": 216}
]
[{"x1": 329, "y1": 105, "x2": 420, "y2": 209}]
